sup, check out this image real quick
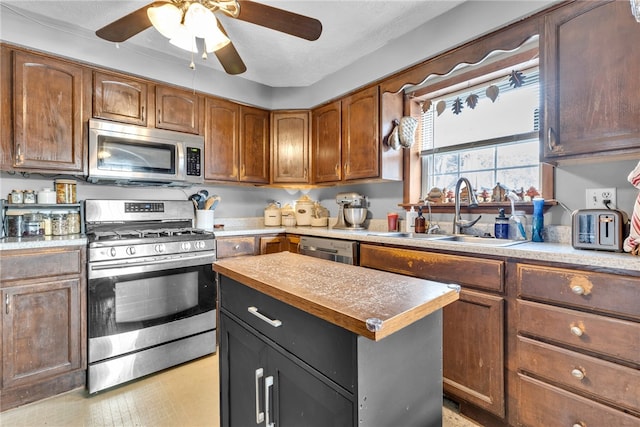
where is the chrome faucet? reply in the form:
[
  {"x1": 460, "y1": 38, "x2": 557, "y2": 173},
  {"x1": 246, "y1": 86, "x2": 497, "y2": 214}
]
[{"x1": 453, "y1": 177, "x2": 481, "y2": 234}]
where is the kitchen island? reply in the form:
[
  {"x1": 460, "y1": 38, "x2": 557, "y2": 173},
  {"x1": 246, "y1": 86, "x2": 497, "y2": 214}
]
[{"x1": 214, "y1": 251, "x2": 459, "y2": 427}]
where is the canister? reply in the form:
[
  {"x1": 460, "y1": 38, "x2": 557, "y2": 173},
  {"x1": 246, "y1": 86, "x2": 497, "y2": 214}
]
[
  {"x1": 52, "y1": 211, "x2": 69, "y2": 236},
  {"x1": 5, "y1": 212, "x2": 24, "y2": 237},
  {"x1": 37, "y1": 188, "x2": 57, "y2": 204},
  {"x1": 9, "y1": 190, "x2": 23, "y2": 204},
  {"x1": 294, "y1": 195, "x2": 314, "y2": 226},
  {"x1": 23, "y1": 213, "x2": 44, "y2": 236},
  {"x1": 41, "y1": 211, "x2": 53, "y2": 236},
  {"x1": 264, "y1": 203, "x2": 282, "y2": 226},
  {"x1": 55, "y1": 179, "x2": 77, "y2": 204},
  {"x1": 67, "y1": 211, "x2": 81, "y2": 234},
  {"x1": 23, "y1": 190, "x2": 36, "y2": 204}
]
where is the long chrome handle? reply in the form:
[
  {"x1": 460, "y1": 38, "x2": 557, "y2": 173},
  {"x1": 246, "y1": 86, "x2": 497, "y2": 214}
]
[
  {"x1": 248, "y1": 306, "x2": 282, "y2": 327},
  {"x1": 255, "y1": 368, "x2": 265, "y2": 424},
  {"x1": 547, "y1": 127, "x2": 557, "y2": 152},
  {"x1": 265, "y1": 375, "x2": 274, "y2": 427},
  {"x1": 5, "y1": 294, "x2": 9, "y2": 315}
]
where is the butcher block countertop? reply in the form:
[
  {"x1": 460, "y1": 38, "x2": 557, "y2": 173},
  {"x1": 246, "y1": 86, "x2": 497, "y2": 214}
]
[{"x1": 213, "y1": 251, "x2": 460, "y2": 341}]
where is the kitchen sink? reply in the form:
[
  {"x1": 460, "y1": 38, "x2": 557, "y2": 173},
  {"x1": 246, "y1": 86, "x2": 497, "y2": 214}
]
[{"x1": 366, "y1": 231, "x2": 526, "y2": 246}]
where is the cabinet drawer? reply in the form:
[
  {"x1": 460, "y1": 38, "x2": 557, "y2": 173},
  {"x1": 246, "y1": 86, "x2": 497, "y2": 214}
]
[
  {"x1": 0, "y1": 247, "x2": 83, "y2": 283},
  {"x1": 219, "y1": 276, "x2": 355, "y2": 391},
  {"x1": 360, "y1": 244, "x2": 504, "y2": 292},
  {"x1": 518, "y1": 374, "x2": 640, "y2": 427},
  {"x1": 518, "y1": 336, "x2": 640, "y2": 413},
  {"x1": 516, "y1": 264, "x2": 640, "y2": 320},
  {"x1": 216, "y1": 236, "x2": 256, "y2": 258},
  {"x1": 518, "y1": 300, "x2": 640, "y2": 365}
]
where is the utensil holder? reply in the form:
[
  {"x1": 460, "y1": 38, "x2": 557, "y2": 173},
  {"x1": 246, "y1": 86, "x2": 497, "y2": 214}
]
[{"x1": 196, "y1": 210, "x2": 214, "y2": 231}]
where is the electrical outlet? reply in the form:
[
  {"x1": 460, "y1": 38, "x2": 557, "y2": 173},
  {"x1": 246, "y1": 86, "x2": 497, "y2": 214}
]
[{"x1": 585, "y1": 188, "x2": 616, "y2": 209}]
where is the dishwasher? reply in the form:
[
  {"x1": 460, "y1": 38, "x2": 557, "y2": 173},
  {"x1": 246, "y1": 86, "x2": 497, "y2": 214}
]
[{"x1": 298, "y1": 235, "x2": 358, "y2": 265}]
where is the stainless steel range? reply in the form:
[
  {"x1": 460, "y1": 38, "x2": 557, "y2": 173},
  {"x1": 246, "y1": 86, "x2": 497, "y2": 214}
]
[{"x1": 85, "y1": 199, "x2": 216, "y2": 394}]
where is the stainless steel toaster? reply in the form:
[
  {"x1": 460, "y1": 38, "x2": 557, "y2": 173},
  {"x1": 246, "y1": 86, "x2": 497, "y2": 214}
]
[{"x1": 572, "y1": 209, "x2": 628, "y2": 252}]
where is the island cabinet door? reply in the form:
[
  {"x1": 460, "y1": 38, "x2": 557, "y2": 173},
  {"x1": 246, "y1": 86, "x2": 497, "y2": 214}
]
[{"x1": 220, "y1": 313, "x2": 354, "y2": 427}]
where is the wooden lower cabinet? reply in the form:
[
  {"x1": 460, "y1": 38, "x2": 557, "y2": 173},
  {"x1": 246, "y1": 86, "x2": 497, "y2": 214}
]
[
  {"x1": 0, "y1": 246, "x2": 86, "y2": 411},
  {"x1": 217, "y1": 234, "x2": 292, "y2": 259},
  {"x1": 259, "y1": 235, "x2": 287, "y2": 254},
  {"x1": 515, "y1": 263, "x2": 640, "y2": 424},
  {"x1": 359, "y1": 244, "x2": 506, "y2": 420}
]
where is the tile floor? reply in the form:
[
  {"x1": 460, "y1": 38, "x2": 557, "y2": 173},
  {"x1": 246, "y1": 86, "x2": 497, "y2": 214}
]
[{"x1": 0, "y1": 354, "x2": 481, "y2": 427}]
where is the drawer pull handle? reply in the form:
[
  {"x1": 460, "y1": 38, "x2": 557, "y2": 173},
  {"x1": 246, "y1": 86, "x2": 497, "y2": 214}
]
[
  {"x1": 265, "y1": 375, "x2": 274, "y2": 427},
  {"x1": 572, "y1": 422, "x2": 586, "y2": 427},
  {"x1": 255, "y1": 368, "x2": 265, "y2": 424},
  {"x1": 571, "y1": 285, "x2": 585, "y2": 295},
  {"x1": 571, "y1": 368, "x2": 585, "y2": 380},
  {"x1": 570, "y1": 325, "x2": 584, "y2": 337},
  {"x1": 234, "y1": 245, "x2": 240, "y2": 250},
  {"x1": 248, "y1": 306, "x2": 282, "y2": 327}
]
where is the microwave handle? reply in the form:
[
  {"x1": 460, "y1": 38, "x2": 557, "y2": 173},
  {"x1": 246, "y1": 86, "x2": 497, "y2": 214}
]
[{"x1": 176, "y1": 142, "x2": 186, "y2": 178}]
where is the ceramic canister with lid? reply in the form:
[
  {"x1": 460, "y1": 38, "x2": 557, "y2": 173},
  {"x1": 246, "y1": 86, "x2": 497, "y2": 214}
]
[
  {"x1": 264, "y1": 203, "x2": 282, "y2": 226},
  {"x1": 294, "y1": 195, "x2": 314, "y2": 226},
  {"x1": 38, "y1": 188, "x2": 57, "y2": 204}
]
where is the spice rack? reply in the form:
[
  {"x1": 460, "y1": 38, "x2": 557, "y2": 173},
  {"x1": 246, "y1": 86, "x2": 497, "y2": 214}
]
[{"x1": 0, "y1": 199, "x2": 85, "y2": 238}]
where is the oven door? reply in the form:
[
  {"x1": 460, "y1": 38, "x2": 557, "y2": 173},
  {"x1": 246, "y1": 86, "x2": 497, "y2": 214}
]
[{"x1": 87, "y1": 255, "x2": 216, "y2": 364}]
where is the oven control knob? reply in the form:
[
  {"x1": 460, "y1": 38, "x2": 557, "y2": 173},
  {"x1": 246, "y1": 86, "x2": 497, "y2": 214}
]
[
  {"x1": 126, "y1": 246, "x2": 136, "y2": 256},
  {"x1": 195, "y1": 241, "x2": 206, "y2": 249},
  {"x1": 181, "y1": 242, "x2": 191, "y2": 251},
  {"x1": 109, "y1": 247, "x2": 117, "y2": 258},
  {"x1": 155, "y1": 244, "x2": 165, "y2": 253}
]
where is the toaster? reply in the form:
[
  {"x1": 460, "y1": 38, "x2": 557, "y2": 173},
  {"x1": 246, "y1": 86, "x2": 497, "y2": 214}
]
[{"x1": 572, "y1": 209, "x2": 628, "y2": 252}]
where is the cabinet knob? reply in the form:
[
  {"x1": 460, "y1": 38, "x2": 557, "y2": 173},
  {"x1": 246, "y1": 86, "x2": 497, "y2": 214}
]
[
  {"x1": 571, "y1": 285, "x2": 585, "y2": 295},
  {"x1": 571, "y1": 367, "x2": 586, "y2": 380},
  {"x1": 570, "y1": 325, "x2": 584, "y2": 337},
  {"x1": 233, "y1": 244, "x2": 240, "y2": 250},
  {"x1": 572, "y1": 422, "x2": 586, "y2": 427}
]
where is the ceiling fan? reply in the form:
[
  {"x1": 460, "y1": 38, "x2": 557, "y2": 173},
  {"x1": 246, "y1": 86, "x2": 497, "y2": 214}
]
[{"x1": 95, "y1": 0, "x2": 323, "y2": 75}]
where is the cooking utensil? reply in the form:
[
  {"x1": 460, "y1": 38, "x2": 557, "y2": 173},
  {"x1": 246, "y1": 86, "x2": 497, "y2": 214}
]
[{"x1": 205, "y1": 195, "x2": 221, "y2": 210}]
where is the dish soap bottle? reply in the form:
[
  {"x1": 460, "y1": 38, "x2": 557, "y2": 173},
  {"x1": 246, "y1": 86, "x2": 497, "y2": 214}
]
[
  {"x1": 532, "y1": 197, "x2": 544, "y2": 242},
  {"x1": 405, "y1": 206, "x2": 418, "y2": 233},
  {"x1": 494, "y1": 208, "x2": 509, "y2": 239},
  {"x1": 415, "y1": 206, "x2": 426, "y2": 233}
]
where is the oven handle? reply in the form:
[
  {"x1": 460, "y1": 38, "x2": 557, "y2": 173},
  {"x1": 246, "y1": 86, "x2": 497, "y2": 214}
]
[{"x1": 89, "y1": 252, "x2": 215, "y2": 278}]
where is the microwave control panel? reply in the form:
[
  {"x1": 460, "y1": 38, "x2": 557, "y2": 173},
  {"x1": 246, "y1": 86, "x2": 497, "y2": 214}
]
[{"x1": 186, "y1": 147, "x2": 202, "y2": 177}]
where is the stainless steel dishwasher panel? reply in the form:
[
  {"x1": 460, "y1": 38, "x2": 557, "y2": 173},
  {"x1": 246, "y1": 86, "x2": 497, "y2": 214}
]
[{"x1": 298, "y1": 236, "x2": 358, "y2": 265}]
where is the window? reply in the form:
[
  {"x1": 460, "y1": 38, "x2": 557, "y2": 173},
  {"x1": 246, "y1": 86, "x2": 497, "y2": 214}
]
[{"x1": 420, "y1": 66, "x2": 540, "y2": 200}]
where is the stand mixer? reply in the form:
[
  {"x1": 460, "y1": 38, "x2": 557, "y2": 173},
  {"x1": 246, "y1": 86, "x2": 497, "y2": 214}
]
[{"x1": 334, "y1": 192, "x2": 367, "y2": 229}]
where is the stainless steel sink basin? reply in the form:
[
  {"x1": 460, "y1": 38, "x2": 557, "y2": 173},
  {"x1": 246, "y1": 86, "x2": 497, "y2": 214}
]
[{"x1": 366, "y1": 231, "x2": 526, "y2": 246}]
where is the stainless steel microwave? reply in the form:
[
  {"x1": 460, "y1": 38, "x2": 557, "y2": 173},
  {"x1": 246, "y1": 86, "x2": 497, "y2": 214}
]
[{"x1": 88, "y1": 119, "x2": 204, "y2": 187}]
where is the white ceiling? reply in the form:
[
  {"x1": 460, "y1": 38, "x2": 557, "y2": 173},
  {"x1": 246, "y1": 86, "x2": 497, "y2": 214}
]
[{"x1": 2, "y1": 0, "x2": 466, "y2": 87}]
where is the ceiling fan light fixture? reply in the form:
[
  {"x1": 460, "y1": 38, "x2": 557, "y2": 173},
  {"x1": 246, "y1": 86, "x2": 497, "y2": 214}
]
[
  {"x1": 184, "y1": 2, "x2": 216, "y2": 39},
  {"x1": 204, "y1": 27, "x2": 231, "y2": 52},
  {"x1": 170, "y1": 24, "x2": 199, "y2": 53},
  {"x1": 147, "y1": 3, "x2": 182, "y2": 39},
  {"x1": 632, "y1": 0, "x2": 640, "y2": 22}
]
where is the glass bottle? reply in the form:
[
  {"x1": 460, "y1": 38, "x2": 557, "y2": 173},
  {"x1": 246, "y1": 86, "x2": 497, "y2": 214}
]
[
  {"x1": 414, "y1": 206, "x2": 426, "y2": 233},
  {"x1": 67, "y1": 211, "x2": 81, "y2": 234},
  {"x1": 494, "y1": 208, "x2": 509, "y2": 239},
  {"x1": 52, "y1": 211, "x2": 68, "y2": 236},
  {"x1": 509, "y1": 210, "x2": 528, "y2": 240}
]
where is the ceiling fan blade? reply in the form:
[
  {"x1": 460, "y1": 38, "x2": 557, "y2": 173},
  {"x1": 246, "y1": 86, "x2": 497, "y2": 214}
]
[
  {"x1": 96, "y1": 2, "x2": 164, "y2": 42},
  {"x1": 236, "y1": 1, "x2": 322, "y2": 41},
  {"x1": 214, "y1": 23, "x2": 247, "y2": 75}
]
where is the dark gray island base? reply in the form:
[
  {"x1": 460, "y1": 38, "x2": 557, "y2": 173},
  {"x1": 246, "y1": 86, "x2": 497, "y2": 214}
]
[{"x1": 214, "y1": 252, "x2": 459, "y2": 427}]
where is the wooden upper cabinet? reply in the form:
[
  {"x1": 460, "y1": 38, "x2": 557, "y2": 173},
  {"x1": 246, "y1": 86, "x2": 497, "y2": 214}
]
[
  {"x1": 239, "y1": 105, "x2": 270, "y2": 184},
  {"x1": 271, "y1": 111, "x2": 310, "y2": 184},
  {"x1": 542, "y1": 0, "x2": 640, "y2": 160},
  {"x1": 342, "y1": 86, "x2": 380, "y2": 181},
  {"x1": 312, "y1": 100, "x2": 342, "y2": 183},
  {"x1": 93, "y1": 71, "x2": 148, "y2": 126},
  {"x1": 204, "y1": 97, "x2": 239, "y2": 181},
  {"x1": 155, "y1": 85, "x2": 199, "y2": 134},
  {"x1": 12, "y1": 51, "x2": 87, "y2": 173}
]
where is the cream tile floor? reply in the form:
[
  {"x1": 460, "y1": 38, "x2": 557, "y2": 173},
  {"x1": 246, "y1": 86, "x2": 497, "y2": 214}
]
[{"x1": 1, "y1": 354, "x2": 480, "y2": 427}]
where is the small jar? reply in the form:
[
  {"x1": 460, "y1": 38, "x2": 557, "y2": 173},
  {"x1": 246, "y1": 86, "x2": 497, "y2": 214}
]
[
  {"x1": 37, "y1": 188, "x2": 56, "y2": 204},
  {"x1": 9, "y1": 190, "x2": 23, "y2": 204},
  {"x1": 23, "y1": 213, "x2": 44, "y2": 236},
  {"x1": 55, "y1": 179, "x2": 77, "y2": 204},
  {"x1": 52, "y1": 211, "x2": 68, "y2": 236},
  {"x1": 23, "y1": 190, "x2": 37, "y2": 204},
  {"x1": 40, "y1": 211, "x2": 52, "y2": 236},
  {"x1": 509, "y1": 211, "x2": 528, "y2": 241},
  {"x1": 5, "y1": 213, "x2": 24, "y2": 237},
  {"x1": 67, "y1": 211, "x2": 81, "y2": 234}
]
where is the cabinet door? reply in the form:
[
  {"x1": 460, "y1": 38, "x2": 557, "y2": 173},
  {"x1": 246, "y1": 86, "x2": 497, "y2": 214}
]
[
  {"x1": 341, "y1": 86, "x2": 379, "y2": 181},
  {"x1": 156, "y1": 85, "x2": 199, "y2": 134},
  {"x1": 2, "y1": 279, "x2": 83, "y2": 389},
  {"x1": 443, "y1": 289, "x2": 505, "y2": 418},
  {"x1": 220, "y1": 313, "x2": 269, "y2": 427},
  {"x1": 259, "y1": 235, "x2": 286, "y2": 254},
  {"x1": 13, "y1": 51, "x2": 85, "y2": 172},
  {"x1": 204, "y1": 97, "x2": 239, "y2": 181},
  {"x1": 312, "y1": 101, "x2": 342, "y2": 183},
  {"x1": 271, "y1": 111, "x2": 310, "y2": 184},
  {"x1": 285, "y1": 235, "x2": 300, "y2": 253},
  {"x1": 93, "y1": 71, "x2": 148, "y2": 126},
  {"x1": 543, "y1": 0, "x2": 640, "y2": 159},
  {"x1": 240, "y1": 106, "x2": 270, "y2": 184},
  {"x1": 268, "y1": 345, "x2": 353, "y2": 427}
]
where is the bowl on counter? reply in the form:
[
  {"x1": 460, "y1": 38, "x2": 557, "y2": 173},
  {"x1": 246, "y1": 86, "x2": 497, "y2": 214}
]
[{"x1": 344, "y1": 208, "x2": 367, "y2": 228}]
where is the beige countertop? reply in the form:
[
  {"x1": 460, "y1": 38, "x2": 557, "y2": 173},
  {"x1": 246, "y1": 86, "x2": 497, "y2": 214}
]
[
  {"x1": 214, "y1": 251, "x2": 460, "y2": 341},
  {"x1": 215, "y1": 225, "x2": 640, "y2": 273},
  {"x1": 0, "y1": 235, "x2": 87, "y2": 250}
]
